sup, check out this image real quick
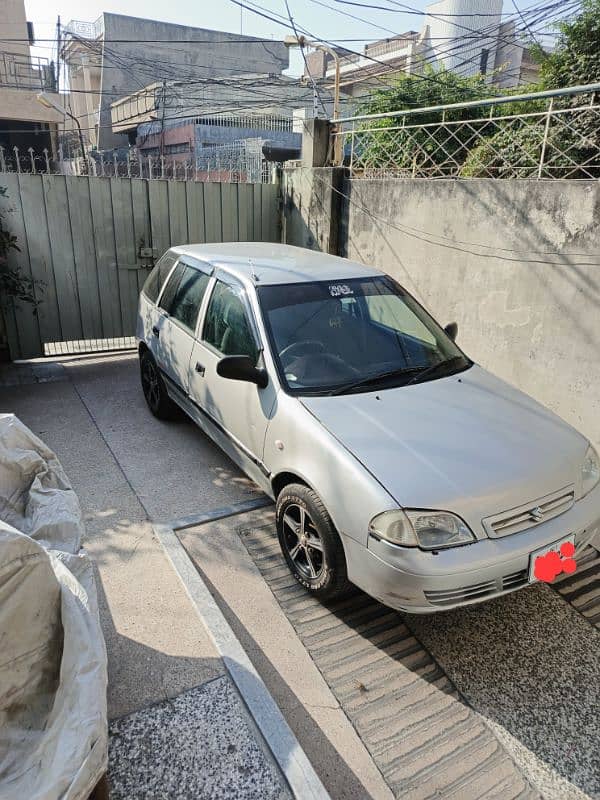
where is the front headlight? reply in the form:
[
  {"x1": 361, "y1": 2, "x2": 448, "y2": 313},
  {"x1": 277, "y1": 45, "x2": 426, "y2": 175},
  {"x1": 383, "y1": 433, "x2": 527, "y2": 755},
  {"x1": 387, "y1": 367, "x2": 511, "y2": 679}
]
[
  {"x1": 369, "y1": 509, "x2": 476, "y2": 550},
  {"x1": 581, "y1": 444, "x2": 600, "y2": 498}
]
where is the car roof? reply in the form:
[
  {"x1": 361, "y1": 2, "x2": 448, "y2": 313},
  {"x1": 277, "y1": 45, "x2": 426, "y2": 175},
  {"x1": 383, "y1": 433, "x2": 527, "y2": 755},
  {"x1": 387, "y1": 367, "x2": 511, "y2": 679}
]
[{"x1": 169, "y1": 243, "x2": 383, "y2": 286}]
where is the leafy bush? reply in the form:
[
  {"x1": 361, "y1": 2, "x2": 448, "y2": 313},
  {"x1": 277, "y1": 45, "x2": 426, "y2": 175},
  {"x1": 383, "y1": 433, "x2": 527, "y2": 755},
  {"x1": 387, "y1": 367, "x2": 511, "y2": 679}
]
[
  {"x1": 0, "y1": 187, "x2": 38, "y2": 309},
  {"x1": 355, "y1": 0, "x2": 600, "y2": 178},
  {"x1": 459, "y1": 0, "x2": 600, "y2": 177},
  {"x1": 355, "y1": 69, "x2": 497, "y2": 172}
]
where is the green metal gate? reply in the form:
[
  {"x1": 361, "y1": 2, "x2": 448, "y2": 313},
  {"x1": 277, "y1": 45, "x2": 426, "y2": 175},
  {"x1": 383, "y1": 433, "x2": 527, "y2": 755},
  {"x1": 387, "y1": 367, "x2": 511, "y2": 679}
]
[{"x1": 0, "y1": 174, "x2": 279, "y2": 360}]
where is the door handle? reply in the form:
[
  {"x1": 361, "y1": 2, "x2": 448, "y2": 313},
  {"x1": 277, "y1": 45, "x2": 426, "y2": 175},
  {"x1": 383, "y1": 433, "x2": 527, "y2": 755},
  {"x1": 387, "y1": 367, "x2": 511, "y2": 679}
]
[
  {"x1": 195, "y1": 362, "x2": 205, "y2": 376},
  {"x1": 152, "y1": 325, "x2": 160, "y2": 337}
]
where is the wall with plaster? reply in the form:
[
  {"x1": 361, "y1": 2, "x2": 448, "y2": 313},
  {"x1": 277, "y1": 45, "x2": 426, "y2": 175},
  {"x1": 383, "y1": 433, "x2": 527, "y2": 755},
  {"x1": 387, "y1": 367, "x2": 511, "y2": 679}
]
[{"x1": 283, "y1": 172, "x2": 600, "y2": 447}]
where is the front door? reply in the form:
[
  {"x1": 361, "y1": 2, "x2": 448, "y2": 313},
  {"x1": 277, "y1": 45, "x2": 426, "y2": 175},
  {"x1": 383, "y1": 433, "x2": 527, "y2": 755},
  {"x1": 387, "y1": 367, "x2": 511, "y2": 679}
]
[
  {"x1": 188, "y1": 273, "x2": 277, "y2": 489},
  {"x1": 154, "y1": 258, "x2": 212, "y2": 393}
]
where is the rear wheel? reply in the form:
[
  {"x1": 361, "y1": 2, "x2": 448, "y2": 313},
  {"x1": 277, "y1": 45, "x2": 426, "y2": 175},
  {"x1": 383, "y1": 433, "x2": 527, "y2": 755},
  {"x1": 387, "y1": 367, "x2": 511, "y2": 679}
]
[
  {"x1": 139, "y1": 350, "x2": 178, "y2": 420},
  {"x1": 276, "y1": 483, "x2": 352, "y2": 599}
]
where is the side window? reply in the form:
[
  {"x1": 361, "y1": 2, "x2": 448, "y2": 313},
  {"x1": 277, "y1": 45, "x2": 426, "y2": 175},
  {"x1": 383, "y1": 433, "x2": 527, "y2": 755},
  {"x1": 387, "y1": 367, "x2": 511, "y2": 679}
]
[
  {"x1": 158, "y1": 262, "x2": 185, "y2": 314},
  {"x1": 142, "y1": 252, "x2": 176, "y2": 303},
  {"x1": 160, "y1": 265, "x2": 210, "y2": 332},
  {"x1": 340, "y1": 296, "x2": 361, "y2": 319},
  {"x1": 203, "y1": 281, "x2": 259, "y2": 361}
]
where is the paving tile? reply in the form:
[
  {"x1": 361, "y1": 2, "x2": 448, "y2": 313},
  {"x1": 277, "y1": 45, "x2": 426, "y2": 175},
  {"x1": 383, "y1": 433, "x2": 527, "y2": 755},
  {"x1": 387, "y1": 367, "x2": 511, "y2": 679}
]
[{"x1": 108, "y1": 678, "x2": 291, "y2": 800}]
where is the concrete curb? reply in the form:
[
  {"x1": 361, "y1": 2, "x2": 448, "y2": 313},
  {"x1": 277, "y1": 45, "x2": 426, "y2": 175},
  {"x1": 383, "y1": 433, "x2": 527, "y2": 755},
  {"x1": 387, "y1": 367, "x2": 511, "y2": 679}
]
[{"x1": 154, "y1": 520, "x2": 331, "y2": 800}]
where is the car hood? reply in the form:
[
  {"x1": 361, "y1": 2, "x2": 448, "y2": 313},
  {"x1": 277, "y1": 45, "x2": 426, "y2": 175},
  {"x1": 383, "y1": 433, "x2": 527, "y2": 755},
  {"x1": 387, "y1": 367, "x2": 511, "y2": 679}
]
[{"x1": 300, "y1": 365, "x2": 587, "y2": 534}]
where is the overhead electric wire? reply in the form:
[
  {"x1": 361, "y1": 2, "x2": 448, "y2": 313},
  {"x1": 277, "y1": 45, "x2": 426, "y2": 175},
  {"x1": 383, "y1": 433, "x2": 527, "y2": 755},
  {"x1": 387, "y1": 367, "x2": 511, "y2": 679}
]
[
  {"x1": 314, "y1": 0, "x2": 577, "y2": 85},
  {"x1": 22, "y1": 0, "x2": 577, "y2": 140},
  {"x1": 228, "y1": 0, "x2": 570, "y2": 99},
  {"x1": 283, "y1": 0, "x2": 329, "y2": 115},
  {"x1": 358, "y1": 0, "x2": 572, "y2": 54},
  {"x1": 228, "y1": 0, "x2": 508, "y2": 98}
]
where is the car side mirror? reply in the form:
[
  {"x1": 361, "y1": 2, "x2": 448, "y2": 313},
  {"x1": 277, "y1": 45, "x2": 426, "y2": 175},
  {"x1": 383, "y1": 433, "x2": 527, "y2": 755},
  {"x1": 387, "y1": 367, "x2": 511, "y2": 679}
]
[
  {"x1": 217, "y1": 355, "x2": 268, "y2": 389},
  {"x1": 444, "y1": 322, "x2": 458, "y2": 342}
]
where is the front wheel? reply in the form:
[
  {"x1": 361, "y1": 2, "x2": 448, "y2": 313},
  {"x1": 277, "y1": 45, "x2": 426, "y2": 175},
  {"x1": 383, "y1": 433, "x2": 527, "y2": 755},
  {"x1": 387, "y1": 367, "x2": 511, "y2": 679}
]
[{"x1": 276, "y1": 483, "x2": 352, "y2": 600}]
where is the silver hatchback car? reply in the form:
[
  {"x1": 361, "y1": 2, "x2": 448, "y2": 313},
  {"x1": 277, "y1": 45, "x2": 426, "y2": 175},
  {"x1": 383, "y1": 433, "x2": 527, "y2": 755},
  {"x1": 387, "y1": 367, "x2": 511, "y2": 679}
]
[{"x1": 137, "y1": 243, "x2": 600, "y2": 613}]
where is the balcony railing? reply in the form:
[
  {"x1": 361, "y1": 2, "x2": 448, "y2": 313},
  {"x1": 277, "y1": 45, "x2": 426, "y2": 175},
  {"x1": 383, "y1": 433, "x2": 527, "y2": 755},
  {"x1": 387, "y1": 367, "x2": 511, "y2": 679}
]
[
  {"x1": 325, "y1": 37, "x2": 416, "y2": 78},
  {"x1": 0, "y1": 52, "x2": 56, "y2": 91},
  {"x1": 64, "y1": 17, "x2": 104, "y2": 40}
]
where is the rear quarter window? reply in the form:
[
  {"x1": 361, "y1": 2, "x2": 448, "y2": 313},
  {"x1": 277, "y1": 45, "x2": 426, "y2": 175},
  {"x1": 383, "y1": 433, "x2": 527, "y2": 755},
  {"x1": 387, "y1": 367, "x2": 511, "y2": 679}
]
[{"x1": 142, "y1": 252, "x2": 177, "y2": 303}]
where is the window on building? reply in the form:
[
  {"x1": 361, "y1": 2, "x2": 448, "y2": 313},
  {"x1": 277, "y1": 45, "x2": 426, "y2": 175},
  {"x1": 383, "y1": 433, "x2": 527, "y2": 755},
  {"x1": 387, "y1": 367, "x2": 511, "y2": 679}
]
[{"x1": 480, "y1": 48, "x2": 489, "y2": 75}]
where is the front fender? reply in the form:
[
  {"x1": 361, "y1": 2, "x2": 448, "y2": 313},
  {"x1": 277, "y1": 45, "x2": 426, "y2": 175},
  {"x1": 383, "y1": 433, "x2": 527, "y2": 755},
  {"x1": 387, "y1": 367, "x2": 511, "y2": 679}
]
[{"x1": 265, "y1": 392, "x2": 397, "y2": 545}]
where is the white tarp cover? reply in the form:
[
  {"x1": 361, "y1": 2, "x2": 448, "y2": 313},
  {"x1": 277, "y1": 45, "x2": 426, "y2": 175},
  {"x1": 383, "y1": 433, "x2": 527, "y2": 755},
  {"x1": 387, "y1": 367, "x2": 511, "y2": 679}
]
[{"x1": 0, "y1": 414, "x2": 108, "y2": 800}]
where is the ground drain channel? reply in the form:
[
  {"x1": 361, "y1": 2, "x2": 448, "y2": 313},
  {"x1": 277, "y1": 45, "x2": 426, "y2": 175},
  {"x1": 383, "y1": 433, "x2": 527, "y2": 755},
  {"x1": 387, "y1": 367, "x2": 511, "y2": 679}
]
[
  {"x1": 239, "y1": 523, "x2": 537, "y2": 800},
  {"x1": 553, "y1": 545, "x2": 600, "y2": 629}
]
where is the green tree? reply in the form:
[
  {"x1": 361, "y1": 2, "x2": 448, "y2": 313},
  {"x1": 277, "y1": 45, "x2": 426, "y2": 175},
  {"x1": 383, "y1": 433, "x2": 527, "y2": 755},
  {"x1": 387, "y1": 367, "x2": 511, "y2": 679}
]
[
  {"x1": 463, "y1": 0, "x2": 600, "y2": 177},
  {"x1": 537, "y1": 0, "x2": 600, "y2": 89},
  {"x1": 0, "y1": 187, "x2": 38, "y2": 310},
  {"x1": 354, "y1": 68, "x2": 496, "y2": 174}
]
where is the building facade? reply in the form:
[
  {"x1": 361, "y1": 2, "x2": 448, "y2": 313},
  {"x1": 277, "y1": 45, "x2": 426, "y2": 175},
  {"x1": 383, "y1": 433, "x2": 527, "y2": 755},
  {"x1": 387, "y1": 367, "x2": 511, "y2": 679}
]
[
  {"x1": 304, "y1": 0, "x2": 539, "y2": 100},
  {"x1": 0, "y1": 0, "x2": 62, "y2": 169},
  {"x1": 61, "y1": 13, "x2": 290, "y2": 153},
  {"x1": 108, "y1": 74, "x2": 327, "y2": 180}
]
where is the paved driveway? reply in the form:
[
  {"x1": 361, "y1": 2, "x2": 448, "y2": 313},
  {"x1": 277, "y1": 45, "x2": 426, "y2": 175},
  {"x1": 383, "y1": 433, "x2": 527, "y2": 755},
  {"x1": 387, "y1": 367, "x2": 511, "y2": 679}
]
[{"x1": 3, "y1": 352, "x2": 598, "y2": 800}]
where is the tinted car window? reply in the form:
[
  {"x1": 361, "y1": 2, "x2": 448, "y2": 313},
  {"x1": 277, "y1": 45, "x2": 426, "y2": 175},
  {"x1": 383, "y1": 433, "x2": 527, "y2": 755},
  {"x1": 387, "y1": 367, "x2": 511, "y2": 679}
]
[
  {"x1": 203, "y1": 281, "x2": 258, "y2": 361},
  {"x1": 163, "y1": 265, "x2": 211, "y2": 332},
  {"x1": 142, "y1": 252, "x2": 177, "y2": 303},
  {"x1": 158, "y1": 262, "x2": 185, "y2": 314},
  {"x1": 258, "y1": 277, "x2": 469, "y2": 395}
]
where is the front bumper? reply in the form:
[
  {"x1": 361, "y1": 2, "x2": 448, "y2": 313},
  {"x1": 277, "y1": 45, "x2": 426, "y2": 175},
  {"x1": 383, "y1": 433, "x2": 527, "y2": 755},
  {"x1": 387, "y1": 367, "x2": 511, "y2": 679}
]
[{"x1": 344, "y1": 481, "x2": 600, "y2": 614}]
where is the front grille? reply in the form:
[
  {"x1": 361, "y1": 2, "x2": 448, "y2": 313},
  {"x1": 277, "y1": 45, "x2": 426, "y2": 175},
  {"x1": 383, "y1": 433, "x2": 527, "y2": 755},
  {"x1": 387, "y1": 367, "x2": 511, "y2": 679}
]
[
  {"x1": 425, "y1": 568, "x2": 529, "y2": 607},
  {"x1": 483, "y1": 486, "x2": 575, "y2": 539}
]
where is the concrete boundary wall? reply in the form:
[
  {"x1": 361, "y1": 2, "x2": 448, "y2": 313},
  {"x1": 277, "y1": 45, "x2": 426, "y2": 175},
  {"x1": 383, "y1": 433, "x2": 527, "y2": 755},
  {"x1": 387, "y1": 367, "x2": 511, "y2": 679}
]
[{"x1": 283, "y1": 169, "x2": 600, "y2": 449}]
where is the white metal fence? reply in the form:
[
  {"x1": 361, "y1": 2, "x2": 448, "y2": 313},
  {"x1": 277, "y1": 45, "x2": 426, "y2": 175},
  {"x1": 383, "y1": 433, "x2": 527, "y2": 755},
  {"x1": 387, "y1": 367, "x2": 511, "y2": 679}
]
[
  {"x1": 0, "y1": 141, "x2": 274, "y2": 184},
  {"x1": 334, "y1": 83, "x2": 600, "y2": 180}
]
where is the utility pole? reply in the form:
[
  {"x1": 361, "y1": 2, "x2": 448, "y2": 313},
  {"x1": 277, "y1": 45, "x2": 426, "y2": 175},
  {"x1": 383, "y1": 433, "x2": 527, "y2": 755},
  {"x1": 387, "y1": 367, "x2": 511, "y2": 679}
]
[
  {"x1": 159, "y1": 80, "x2": 167, "y2": 158},
  {"x1": 56, "y1": 16, "x2": 61, "y2": 91}
]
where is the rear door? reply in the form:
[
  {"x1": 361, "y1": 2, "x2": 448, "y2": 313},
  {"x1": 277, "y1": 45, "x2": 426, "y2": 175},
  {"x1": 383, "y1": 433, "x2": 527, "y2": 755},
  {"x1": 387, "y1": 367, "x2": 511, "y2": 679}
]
[
  {"x1": 137, "y1": 250, "x2": 178, "y2": 349},
  {"x1": 154, "y1": 258, "x2": 213, "y2": 393}
]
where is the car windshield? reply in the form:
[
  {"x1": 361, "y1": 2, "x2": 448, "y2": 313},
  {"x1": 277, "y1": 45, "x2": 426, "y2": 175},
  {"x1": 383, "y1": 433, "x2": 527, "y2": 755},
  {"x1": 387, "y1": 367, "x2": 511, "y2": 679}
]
[{"x1": 257, "y1": 276, "x2": 471, "y2": 395}]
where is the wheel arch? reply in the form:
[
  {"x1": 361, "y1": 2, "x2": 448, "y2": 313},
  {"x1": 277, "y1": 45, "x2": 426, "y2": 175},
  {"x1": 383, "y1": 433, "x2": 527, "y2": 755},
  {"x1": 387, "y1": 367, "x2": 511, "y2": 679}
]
[
  {"x1": 271, "y1": 470, "x2": 312, "y2": 499},
  {"x1": 271, "y1": 471, "x2": 350, "y2": 558}
]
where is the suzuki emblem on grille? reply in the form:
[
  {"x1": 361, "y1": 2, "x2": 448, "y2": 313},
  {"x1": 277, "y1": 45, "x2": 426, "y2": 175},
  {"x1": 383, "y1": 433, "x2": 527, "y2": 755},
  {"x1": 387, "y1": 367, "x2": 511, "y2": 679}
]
[{"x1": 529, "y1": 506, "x2": 544, "y2": 522}]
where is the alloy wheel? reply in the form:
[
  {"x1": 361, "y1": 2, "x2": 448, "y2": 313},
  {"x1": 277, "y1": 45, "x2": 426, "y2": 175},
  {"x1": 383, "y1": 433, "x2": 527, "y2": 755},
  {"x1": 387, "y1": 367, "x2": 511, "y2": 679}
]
[
  {"x1": 281, "y1": 503, "x2": 324, "y2": 580},
  {"x1": 141, "y1": 358, "x2": 160, "y2": 411}
]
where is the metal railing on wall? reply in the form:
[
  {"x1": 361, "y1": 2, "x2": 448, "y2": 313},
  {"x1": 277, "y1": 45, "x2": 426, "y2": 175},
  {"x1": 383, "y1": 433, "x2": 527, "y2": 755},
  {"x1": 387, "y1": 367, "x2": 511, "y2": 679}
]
[
  {"x1": 0, "y1": 143, "x2": 274, "y2": 184},
  {"x1": 0, "y1": 51, "x2": 56, "y2": 91},
  {"x1": 333, "y1": 83, "x2": 600, "y2": 179}
]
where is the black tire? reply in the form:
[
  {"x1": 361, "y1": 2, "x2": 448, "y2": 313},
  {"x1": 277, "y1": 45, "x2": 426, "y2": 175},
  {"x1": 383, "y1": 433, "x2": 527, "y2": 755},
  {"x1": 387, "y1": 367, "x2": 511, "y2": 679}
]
[
  {"x1": 139, "y1": 350, "x2": 178, "y2": 420},
  {"x1": 276, "y1": 483, "x2": 353, "y2": 600}
]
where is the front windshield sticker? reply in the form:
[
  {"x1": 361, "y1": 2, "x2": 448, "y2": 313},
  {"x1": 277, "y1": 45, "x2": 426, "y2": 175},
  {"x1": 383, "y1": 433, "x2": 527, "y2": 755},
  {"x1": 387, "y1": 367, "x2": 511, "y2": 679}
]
[{"x1": 329, "y1": 284, "x2": 354, "y2": 297}]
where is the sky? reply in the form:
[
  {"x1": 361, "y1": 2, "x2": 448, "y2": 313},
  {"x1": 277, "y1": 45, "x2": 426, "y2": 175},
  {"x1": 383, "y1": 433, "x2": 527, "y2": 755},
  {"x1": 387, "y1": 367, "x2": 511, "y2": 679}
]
[{"x1": 23, "y1": 0, "x2": 427, "y2": 77}]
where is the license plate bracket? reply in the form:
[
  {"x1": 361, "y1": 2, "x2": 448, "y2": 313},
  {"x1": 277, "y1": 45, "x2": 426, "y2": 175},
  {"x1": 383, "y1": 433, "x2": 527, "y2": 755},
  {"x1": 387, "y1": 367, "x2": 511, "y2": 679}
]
[{"x1": 528, "y1": 534, "x2": 575, "y2": 583}]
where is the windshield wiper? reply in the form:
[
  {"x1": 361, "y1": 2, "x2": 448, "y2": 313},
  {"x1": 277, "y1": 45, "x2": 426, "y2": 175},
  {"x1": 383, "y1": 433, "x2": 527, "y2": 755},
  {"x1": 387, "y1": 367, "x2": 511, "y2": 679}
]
[
  {"x1": 326, "y1": 366, "x2": 423, "y2": 396},
  {"x1": 404, "y1": 355, "x2": 470, "y2": 386}
]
